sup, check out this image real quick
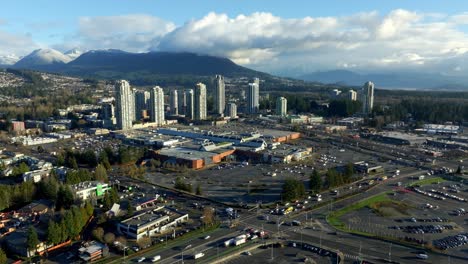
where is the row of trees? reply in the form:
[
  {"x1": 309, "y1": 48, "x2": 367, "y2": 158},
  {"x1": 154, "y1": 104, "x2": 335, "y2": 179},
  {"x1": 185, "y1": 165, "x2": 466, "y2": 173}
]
[
  {"x1": 44, "y1": 202, "x2": 94, "y2": 247},
  {"x1": 282, "y1": 165, "x2": 357, "y2": 202},
  {"x1": 65, "y1": 164, "x2": 108, "y2": 184},
  {"x1": 376, "y1": 99, "x2": 468, "y2": 124}
]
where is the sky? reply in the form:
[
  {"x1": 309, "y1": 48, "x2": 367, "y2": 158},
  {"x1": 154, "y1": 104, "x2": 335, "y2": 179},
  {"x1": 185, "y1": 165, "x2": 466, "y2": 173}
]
[{"x1": 1, "y1": 0, "x2": 468, "y2": 75}]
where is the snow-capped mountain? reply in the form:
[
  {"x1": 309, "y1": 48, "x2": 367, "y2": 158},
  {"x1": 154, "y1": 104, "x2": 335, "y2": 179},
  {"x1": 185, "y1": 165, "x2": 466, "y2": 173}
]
[
  {"x1": 0, "y1": 54, "x2": 20, "y2": 65},
  {"x1": 64, "y1": 48, "x2": 83, "y2": 60},
  {"x1": 14, "y1": 48, "x2": 72, "y2": 68}
]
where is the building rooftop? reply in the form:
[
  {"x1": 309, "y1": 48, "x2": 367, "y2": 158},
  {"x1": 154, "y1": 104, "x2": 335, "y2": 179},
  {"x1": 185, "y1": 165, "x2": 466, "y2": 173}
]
[
  {"x1": 72, "y1": 181, "x2": 108, "y2": 192},
  {"x1": 159, "y1": 147, "x2": 218, "y2": 161}
]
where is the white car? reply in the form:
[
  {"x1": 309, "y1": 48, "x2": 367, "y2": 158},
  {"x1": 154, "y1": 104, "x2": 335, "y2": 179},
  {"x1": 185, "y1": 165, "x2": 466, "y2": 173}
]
[
  {"x1": 204, "y1": 235, "x2": 211, "y2": 240},
  {"x1": 137, "y1": 257, "x2": 146, "y2": 262},
  {"x1": 151, "y1": 255, "x2": 161, "y2": 262}
]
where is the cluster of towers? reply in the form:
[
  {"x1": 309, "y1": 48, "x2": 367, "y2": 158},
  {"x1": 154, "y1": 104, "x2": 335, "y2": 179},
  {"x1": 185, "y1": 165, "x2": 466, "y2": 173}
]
[
  {"x1": 330, "y1": 81, "x2": 375, "y2": 115},
  {"x1": 111, "y1": 76, "x2": 267, "y2": 130},
  {"x1": 113, "y1": 80, "x2": 166, "y2": 130}
]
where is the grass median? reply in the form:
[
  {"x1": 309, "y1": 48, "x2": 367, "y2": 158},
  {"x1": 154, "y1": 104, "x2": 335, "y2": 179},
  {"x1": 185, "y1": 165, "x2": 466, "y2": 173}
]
[
  {"x1": 327, "y1": 192, "x2": 391, "y2": 230},
  {"x1": 408, "y1": 177, "x2": 445, "y2": 186}
]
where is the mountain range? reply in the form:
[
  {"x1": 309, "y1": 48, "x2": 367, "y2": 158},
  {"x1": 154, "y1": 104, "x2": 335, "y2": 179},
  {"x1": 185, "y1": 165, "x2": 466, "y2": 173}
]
[
  {"x1": 3, "y1": 48, "x2": 468, "y2": 90},
  {"x1": 298, "y1": 70, "x2": 468, "y2": 90},
  {"x1": 8, "y1": 49, "x2": 266, "y2": 81}
]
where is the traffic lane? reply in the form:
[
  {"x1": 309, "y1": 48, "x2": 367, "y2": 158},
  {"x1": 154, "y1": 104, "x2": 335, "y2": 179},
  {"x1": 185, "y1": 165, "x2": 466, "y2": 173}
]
[
  {"x1": 126, "y1": 213, "x2": 261, "y2": 264},
  {"x1": 291, "y1": 229, "x2": 455, "y2": 264}
]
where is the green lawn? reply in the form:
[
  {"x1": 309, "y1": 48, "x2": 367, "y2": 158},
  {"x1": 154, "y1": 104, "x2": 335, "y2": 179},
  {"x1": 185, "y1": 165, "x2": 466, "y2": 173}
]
[
  {"x1": 327, "y1": 192, "x2": 391, "y2": 230},
  {"x1": 408, "y1": 177, "x2": 445, "y2": 186}
]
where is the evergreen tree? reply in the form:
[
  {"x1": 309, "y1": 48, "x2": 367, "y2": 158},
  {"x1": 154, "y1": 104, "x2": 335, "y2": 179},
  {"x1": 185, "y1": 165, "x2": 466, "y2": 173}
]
[
  {"x1": 0, "y1": 248, "x2": 7, "y2": 264},
  {"x1": 27, "y1": 227, "x2": 40, "y2": 254},
  {"x1": 94, "y1": 163, "x2": 108, "y2": 182},
  {"x1": 56, "y1": 185, "x2": 74, "y2": 210},
  {"x1": 47, "y1": 220, "x2": 61, "y2": 245},
  {"x1": 310, "y1": 170, "x2": 322, "y2": 193}
]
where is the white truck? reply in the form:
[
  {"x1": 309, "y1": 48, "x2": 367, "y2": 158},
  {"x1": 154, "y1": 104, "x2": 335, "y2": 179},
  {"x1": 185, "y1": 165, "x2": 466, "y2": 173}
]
[
  {"x1": 224, "y1": 238, "x2": 235, "y2": 247},
  {"x1": 234, "y1": 238, "x2": 246, "y2": 246}
]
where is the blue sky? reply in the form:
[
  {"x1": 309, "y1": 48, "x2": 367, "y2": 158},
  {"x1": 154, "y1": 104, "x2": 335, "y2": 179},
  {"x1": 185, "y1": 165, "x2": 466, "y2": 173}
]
[{"x1": 1, "y1": 0, "x2": 468, "y2": 74}]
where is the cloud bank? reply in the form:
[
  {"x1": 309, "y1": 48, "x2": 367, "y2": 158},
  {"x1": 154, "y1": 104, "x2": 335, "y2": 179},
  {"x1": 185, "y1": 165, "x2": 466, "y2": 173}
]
[{"x1": 2, "y1": 10, "x2": 468, "y2": 74}]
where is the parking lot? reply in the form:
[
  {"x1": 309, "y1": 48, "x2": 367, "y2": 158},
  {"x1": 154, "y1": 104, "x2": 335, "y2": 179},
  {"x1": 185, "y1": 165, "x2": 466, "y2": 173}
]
[
  {"x1": 337, "y1": 177, "x2": 468, "y2": 257},
  {"x1": 226, "y1": 242, "x2": 336, "y2": 264}
]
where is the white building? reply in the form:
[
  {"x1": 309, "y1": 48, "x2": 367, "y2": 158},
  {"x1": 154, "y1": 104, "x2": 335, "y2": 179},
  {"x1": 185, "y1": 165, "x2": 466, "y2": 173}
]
[
  {"x1": 348, "y1": 90, "x2": 357, "y2": 101},
  {"x1": 331, "y1": 89, "x2": 341, "y2": 98},
  {"x1": 361, "y1": 81, "x2": 374, "y2": 115},
  {"x1": 118, "y1": 208, "x2": 189, "y2": 240},
  {"x1": 226, "y1": 102, "x2": 238, "y2": 118},
  {"x1": 170, "y1": 90, "x2": 178, "y2": 116},
  {"x1": 276, "y1": 97, "x2": 287, "y2": 116},
  {"x1": 185, "y1": 89, "x2": 194, "y2": 119},
  {"x1": 115, "y1": 80, "x2": 134, "y2": 130},
  {"x1": 194, "y1": 83, "x2": 207, "y2": 120},
  {"x1": 72, "y1": 181, "x2": 111, "y2": 201},
  {"x1": 246, "y1": 81, "x2": 259, "y2": 114},
  {"x1": 150, "y1": 86, "x2": 165, "y2": 125},
  {"x1": 134, "y1": 90, "x2": 150, "y2": 120},
  {"x1": 177, "y1": 90, "x2": 186, "y2": 116},
  {"x1": 214, "y1": 75, "x2": 225, "y2": 115}
]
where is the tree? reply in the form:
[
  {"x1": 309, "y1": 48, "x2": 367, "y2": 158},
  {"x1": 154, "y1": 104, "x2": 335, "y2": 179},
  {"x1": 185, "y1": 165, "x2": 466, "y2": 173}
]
[
  {"x1": 344, "y1": 163, "x2": 354, "y2": 182},
  {"x1": 64, "y1": 210, "x2": 79, "y2": 239},
  {"x1": 85, "y1": 200, "x2": 94, "y2": 217},
  {"x1": 116, "y1": 236, "x2": 127, "y2": 246},
  {"x1": 92, "y1": 227, "x2": 105, "y2": 242},
  {"x1": 94, "y1": 163, "x2": 108, "y2": 182},
  {"x1": 27, "y1": 227, "x2": 40, "y2": 254},
  {"x1": 0, "y1": 248, "x2": 6, "y2": 264},
  {"x1": 103, "y1": 232, "x2": 116, "y2": 245},
  {"x1": 38, "y1": 176, "x2": 58, "y2": 201},
  {"x1": 47, "y1": 220, "x2": 61, "y2": 245},
  {"x1": 98, "y1": 151, "x2": 111, "y2": 170},
  {"x1": 59, "y1": 219, "x2": 68, "y2": 242},
  {"x1": 202, "y1": 207, "x2": 215, "y2": 226},
  {"x1": 137, "y1": 237, "x2": 152, "y2": 249},
  {"x1": 310, "y1": 170, "x2": 322, "y2": 193},
  {"x1": 12, "y1": 162, "x2": 30, "y2": 176},
  {"x1": 281, "y1": 178, "x2": 305, "y2": 202},
  {"x1": 56, "y1": 185, "x2": 74, "y2": 210},
  {"x1": 196, "y1": 184, "x2": 202, "y2": 195},
  {"x1": 82, "y1": 150, "x2": 98, "y2": 167},
  {"x1": 66, "y1": 155, "x2": 78, "y2": 169}
]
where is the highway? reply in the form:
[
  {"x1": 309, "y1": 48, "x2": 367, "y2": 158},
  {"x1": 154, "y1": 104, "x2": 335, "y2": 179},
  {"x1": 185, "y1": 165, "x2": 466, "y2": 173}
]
[{"x1": 109, "y1": 165, "x2": 468, "y2": 264}]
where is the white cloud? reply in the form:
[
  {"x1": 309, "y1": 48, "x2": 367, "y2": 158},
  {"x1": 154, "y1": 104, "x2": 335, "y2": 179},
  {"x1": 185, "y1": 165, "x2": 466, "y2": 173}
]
[
  {"x1": 76, "y1": 14, "x2": 175, "y2": 52},
  {"x1": 0, "y1": 30, "x2": 38, "y2": 59},
  {"x1": 151, "y1": 10, "x2": 468, "y2": 74},
  {"x1": 6, "y1": 10, "x2": 468, "y2": 74}
]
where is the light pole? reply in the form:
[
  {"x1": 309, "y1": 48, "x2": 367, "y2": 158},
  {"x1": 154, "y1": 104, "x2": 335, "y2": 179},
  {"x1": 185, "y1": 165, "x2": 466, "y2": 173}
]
[
  {"x1": 388, "y1": 243, "x2": 392, "y2": 262},
  {"x1": 320, "y1": 232, "x2": 322, "y2": 248}
]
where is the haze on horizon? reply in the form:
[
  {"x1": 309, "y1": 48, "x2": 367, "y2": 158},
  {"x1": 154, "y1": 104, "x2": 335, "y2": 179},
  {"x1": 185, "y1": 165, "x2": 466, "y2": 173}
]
[{"x1": 1, "y1": 0, "x2": 468, "y2": 77}]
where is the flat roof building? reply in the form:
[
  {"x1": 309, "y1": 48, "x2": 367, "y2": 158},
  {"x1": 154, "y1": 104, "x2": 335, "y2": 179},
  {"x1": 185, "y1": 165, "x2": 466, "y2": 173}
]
[
  {"x1": 72, "y1": 181, "x2": 111, "y2": 201},
  {"x1": 118, "y1": 207, "x2": 188, "y2": 240}
]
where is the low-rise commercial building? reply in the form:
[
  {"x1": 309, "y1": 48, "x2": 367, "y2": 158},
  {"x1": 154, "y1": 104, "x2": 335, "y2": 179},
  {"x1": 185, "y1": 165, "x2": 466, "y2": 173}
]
[
  {"x1": 261, "y1": 146, "x2": 312, "y2": 164},
  {"x1": 118, "y1": 207, "x2": 189, "y2": 240},
  {"x1": 361, "y1": 132, "x2": 426, "y2": 146},
  {"x1": 72, "y1": 181, "x2": 111, "y2": 201},
  {"x1": 78, "y1": 241, "x2": 109, "y2": 262}
]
